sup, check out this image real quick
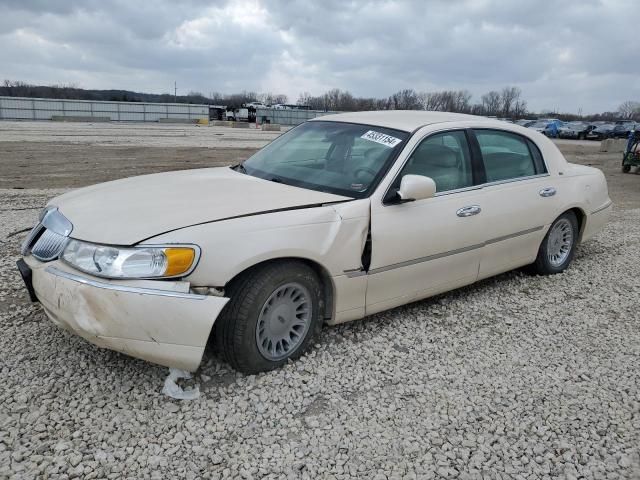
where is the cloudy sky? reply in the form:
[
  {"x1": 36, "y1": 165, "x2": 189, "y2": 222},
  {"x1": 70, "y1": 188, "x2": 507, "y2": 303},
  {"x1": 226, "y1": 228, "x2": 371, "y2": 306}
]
[{"x1": 0, "y1": 0, "x2": 637, "y2": 114}]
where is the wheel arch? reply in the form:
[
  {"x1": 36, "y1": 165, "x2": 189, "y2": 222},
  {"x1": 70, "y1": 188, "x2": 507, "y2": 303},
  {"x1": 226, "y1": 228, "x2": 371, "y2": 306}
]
[
  {"x1": 224, "y1": 257, "x2": 336, "y2": 322},
  {"x1": 565, "y1": 206, "x2": 587, "y2": 242}
]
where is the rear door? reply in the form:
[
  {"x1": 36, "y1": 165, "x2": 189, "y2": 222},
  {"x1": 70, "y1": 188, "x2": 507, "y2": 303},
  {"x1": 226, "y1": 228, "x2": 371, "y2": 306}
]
[{"x1": 470, "y1": 129, "x2": 562, "y2": 279}]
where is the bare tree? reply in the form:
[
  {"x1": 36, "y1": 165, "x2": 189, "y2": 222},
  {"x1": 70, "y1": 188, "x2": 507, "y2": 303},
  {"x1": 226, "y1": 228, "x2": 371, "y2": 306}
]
[
  {"x1": 388, "y1": 89, "x2": 421, "y2": 110},
  {"x1": 481, "y1": 91, "x2": 501, "y2": 116},
  {"x1": 297, "y1": 92, "x2": 312, "y2": 106},
  {"x1": 500, "y1": 86, "x2": 522, "y2": 118},
  {"x1": 618, "y1": 100, "x2": 640, "y2": 120},
  {"x1": 513, "y1": 99, "x2": 528, "y2": 118},
  {"x1": 418, "y1": 90, "x2": 471, "y2": 113}
]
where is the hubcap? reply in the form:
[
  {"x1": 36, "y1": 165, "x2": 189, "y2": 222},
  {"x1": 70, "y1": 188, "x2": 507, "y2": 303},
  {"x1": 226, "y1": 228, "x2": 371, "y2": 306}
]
[
  {"x1": 256, "y1": 282, "x2": 312, "y2": 361},
  {"x1": 547, "y1": 218, "x2": 574, "y2": 267}
]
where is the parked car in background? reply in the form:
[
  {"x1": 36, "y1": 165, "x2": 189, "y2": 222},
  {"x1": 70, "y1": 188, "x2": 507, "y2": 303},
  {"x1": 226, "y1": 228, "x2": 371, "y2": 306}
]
[
  {"x1": 528, "y1": 120, "x2": 563, "y2": 137},
  {"x1": 607, "y1": 123, "x2": 636, "y2": 139},
  {"x1": 558, "y1": 122, "x2": 596, "y2": 140},
  {"x1": 528, "y1": 121, "x2": 550, "y2": 134},
  {"x1": 516, "y1": 119, "x2": 536, "y2": 127},
  {"x1": 588, "y1": 124, "x2": 615, "y2": 140}
]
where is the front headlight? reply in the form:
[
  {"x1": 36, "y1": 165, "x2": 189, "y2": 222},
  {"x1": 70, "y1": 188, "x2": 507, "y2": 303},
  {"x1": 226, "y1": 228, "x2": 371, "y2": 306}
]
[{"x1": 61, "y1": 239, "x2": 199, "y2": 279}]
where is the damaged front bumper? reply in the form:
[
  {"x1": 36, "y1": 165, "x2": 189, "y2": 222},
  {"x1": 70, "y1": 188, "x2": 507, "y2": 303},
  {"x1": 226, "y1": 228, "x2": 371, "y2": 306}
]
[{"x1": 21, "y1": 257, "x2": 229, "y2": 371}]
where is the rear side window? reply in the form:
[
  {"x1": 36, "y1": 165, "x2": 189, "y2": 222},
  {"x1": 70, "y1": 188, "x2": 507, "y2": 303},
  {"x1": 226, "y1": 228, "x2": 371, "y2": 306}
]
[{"x1": 474, "y1": 129, "x2": 544, "y2": 182}]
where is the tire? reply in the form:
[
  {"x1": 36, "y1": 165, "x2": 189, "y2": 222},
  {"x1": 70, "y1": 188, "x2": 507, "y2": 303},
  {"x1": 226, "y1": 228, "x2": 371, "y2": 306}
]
[
  {"x1": 622, "y1": 164, "x2": 631, "y2": 173},
  {"x1": 578, "y1": 133, "x2": 585, "y2": 140},
  {"x1": 530, "y1": 211, "x2": 579, "y2": 275},
  {"x1": 214, "y1": 260, "x2": 324, "y2": 374}
]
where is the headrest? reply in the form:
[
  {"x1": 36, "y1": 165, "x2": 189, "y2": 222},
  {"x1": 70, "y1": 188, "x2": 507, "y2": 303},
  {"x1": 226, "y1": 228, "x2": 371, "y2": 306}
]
[{"x1": 412, "y1": 144, "x2": 458, "y2": 168}]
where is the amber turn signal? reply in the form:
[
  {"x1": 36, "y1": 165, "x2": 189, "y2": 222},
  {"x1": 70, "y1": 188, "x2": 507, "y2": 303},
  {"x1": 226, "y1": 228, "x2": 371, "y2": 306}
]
[{"x1": 164, "y1": 248, "x2": 197, "y2": 276}]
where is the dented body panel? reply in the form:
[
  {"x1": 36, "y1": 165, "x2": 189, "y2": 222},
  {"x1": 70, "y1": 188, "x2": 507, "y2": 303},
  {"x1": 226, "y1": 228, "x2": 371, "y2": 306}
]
[
  {"x1": 148, "y1": 199, "x2": 371, "y2": 320},
  {"x1": 25, "y1": 257, "x2": 228, "y2": 371}
]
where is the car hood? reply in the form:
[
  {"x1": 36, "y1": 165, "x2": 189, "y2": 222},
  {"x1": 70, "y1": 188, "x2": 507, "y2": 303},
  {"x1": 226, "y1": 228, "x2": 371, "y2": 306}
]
[{"x1": 51, "y1": 167, "x2": 351, "y2": 245}]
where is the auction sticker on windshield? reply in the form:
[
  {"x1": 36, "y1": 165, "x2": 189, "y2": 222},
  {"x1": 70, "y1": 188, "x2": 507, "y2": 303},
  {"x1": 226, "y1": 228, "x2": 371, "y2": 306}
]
[{"x1": 361, "y1": 130, "x2": 402, "y2": 148}]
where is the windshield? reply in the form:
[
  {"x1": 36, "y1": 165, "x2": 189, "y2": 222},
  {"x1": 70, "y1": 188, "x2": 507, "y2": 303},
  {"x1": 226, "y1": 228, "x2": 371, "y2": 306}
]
[{"x1": 240, "y1": 121, "x2": 409, "y2": 198}]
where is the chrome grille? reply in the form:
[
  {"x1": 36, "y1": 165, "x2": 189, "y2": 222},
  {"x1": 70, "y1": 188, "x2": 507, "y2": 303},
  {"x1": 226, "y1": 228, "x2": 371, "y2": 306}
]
[
  {"x1": 22, "y1": 207, "x2": 73, "y2": 262},
  {"x1": 21, "y1": 223, "x2": 45, "y2": 255},
  {"x1": 31, "y1": 229, "x2": 68, "y2": 261}
]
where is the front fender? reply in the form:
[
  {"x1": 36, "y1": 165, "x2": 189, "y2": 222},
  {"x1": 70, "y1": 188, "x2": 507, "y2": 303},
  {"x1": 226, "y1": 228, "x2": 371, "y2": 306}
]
[{"x1": 144, "y1": 201, "x2": 370, "y2": 287}]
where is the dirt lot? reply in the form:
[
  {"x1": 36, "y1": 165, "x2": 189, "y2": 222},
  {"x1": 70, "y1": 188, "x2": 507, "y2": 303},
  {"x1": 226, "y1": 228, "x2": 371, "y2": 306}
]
[
  {"x1": 0, "y1": 121, "x2": 282, "y2": 189},
  {"x1": 1, "y1": 121, "x2": 639, "y2": 479}
]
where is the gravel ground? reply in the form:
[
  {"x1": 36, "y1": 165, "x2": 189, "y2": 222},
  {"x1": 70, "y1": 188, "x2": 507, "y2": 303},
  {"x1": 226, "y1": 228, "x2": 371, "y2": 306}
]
[{"x1": 1, "y1": 127, "x2": 639, "y2": 478}]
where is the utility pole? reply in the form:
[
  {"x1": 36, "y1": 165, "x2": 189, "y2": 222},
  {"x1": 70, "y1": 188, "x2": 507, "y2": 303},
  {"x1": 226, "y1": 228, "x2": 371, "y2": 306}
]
[{"x1": 174, "y1": 81, "x2": 177, "y2": 103}]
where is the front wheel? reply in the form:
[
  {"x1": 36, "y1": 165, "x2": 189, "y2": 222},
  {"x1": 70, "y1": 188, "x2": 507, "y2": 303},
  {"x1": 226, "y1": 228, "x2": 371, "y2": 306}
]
[
  {"x1": 530, "y1": 212, "x2": 579, "y2": 275},
  {"x1": 214, "y1": 261, "x2": 324, "y2": 374}
]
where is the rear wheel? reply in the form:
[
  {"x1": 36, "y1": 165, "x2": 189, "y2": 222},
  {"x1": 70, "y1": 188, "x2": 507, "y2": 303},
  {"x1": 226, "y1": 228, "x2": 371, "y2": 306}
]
[
  {"x1": 622, "y1": 164, "x2": 631, "y2": 173},
  {"x1": 214, "y1": 261, "x2": 324, "y2": 374},
  {"x1": 530, "y1": 211, "x2": 579, "y2": 275}
]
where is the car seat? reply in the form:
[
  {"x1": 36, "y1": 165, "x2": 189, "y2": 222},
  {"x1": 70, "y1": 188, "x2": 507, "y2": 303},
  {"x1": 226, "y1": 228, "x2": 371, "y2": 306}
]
[{"x1": 403, "y1": 144, "x2": 467, "y2": 191}]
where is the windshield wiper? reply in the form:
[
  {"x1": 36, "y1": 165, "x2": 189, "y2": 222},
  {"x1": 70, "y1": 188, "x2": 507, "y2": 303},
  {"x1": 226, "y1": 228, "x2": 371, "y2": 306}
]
[
  {"x1": 269, "y1": 176, "x2": 284, "y2": 184},
  {"x1": 234, "y1": 163, "x2": 247, "y2": 174}
]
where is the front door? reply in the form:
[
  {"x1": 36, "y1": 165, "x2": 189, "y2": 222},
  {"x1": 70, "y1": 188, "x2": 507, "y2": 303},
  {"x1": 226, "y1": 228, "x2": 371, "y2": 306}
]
[{"x1": 366, "y1": 129, "x2": 485, "y2": 315}]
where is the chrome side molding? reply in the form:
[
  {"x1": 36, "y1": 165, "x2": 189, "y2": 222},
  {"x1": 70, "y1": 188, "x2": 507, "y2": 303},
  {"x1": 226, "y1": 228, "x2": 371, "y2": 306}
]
[{"x1": 45, "y1": 266, "x2": 209, "y2": 300}]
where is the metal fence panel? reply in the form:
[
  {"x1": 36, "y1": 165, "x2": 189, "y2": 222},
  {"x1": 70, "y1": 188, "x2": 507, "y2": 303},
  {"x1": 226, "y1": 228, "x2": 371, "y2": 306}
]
[
  {"x1": 35, "y1": 109, "x2": 60, "y2": 119},
  {"x1": 33, "y1": 100, "x2": 63, "y2": 110},
  {"x1": 125, "y1": 103, "x2": 145, "y2": 113},
  {"x1": 65, "y1": 102, "x2": 92, "y2": 112},
  {"x1": 255, "y1": 108, "x2": 338, "y2": 126},
  {"x1": 144, "y1": 112, "x2": 164, "y2": 121},
  {"x1": 119, "y1": 112, "x2": 145, "y2": 121},
  {"x1": 95, "y1": 103, "x2": 119, "y2": 113},
  {"x1": 145, "y1": 104, "x2": 167, "y2": 113},
  {"x1": 0, "y1": 96, "x2": 209, "y2": 122},
  {"x1": 168, "y1": 105, "x2": 190, "y2": 114},
  {"x1": 5, "y1": 108, "x2": 32, "y2": 119}
]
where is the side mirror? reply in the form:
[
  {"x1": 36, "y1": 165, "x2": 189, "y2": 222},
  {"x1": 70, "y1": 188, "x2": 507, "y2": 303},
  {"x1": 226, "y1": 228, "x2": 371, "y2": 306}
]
[{"x1": 397, "y1": 174, "x2": 436, "y2": 202}]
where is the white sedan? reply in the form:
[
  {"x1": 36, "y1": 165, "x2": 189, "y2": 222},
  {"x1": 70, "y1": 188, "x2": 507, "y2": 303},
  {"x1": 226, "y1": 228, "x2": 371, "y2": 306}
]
[{"x1": 17, "y1": 111, "x2": 612, "y2": 373}]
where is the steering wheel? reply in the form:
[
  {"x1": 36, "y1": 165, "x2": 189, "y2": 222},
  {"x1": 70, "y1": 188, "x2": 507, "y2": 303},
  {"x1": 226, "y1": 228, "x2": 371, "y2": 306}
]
[{"x1": 353, "y1": 166, "x2": 378, "y2": 180}]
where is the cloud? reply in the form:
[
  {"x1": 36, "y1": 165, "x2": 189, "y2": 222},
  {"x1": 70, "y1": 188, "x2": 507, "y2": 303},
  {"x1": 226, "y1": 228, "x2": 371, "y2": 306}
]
[{"x1": 0, "y1": 0, "x2": 637, "y2": 113}]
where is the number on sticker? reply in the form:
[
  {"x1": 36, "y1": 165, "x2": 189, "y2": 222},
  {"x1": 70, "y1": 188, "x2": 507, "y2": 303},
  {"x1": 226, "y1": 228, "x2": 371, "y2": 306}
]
[{"x1": 361, "y1": 130, "x2": 402, "y2": 148}]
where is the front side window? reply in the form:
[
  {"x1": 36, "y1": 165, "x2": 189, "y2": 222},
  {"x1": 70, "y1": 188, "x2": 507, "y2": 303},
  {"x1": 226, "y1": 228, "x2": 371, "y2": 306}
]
[
  {"x1": 474, "y1": 129, "x2": 540, "y2": 182},
  {"x1": 241, "y1": 121, "x2": 409, "y2": 198},
  {"x1": 395, "y1": 130, "x2": 474, "y2": 193}
]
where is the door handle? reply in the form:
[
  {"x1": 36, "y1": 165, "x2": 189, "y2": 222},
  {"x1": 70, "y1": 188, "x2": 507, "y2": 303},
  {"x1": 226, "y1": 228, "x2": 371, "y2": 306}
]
[
  {"x1": 456, "y1": 205, "x2": 481, "y2": 217},
  {"x1": 539, "y1": 187, "x2": 556, "y2": 197}
]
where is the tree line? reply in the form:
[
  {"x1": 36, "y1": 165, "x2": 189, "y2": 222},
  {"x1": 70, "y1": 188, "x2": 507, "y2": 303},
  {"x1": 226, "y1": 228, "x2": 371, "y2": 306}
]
[
  {"x1": 2, "y1": 79, "x2": 639, "y2": 121},
  {"x1": 0, "y1": 80, "x2": 288, "y2": 108},
  {"x1": 297, "y1": 86, "x2": 528, "y2": 118}
]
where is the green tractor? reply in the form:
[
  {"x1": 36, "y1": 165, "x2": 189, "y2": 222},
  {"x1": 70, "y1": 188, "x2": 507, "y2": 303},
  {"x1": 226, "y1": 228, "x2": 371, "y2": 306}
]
[{"x1": 622, "y1": 130, "x2": 640, "y2": 173}]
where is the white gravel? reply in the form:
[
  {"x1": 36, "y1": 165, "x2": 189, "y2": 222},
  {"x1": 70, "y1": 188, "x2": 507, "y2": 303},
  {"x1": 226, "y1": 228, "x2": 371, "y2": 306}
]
[{"x1": 1, "y1": 188, "x2": 639, "y2": 479}]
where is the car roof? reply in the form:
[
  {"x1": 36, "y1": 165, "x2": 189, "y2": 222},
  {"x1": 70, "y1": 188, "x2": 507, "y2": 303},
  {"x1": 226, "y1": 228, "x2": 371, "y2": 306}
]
[{"x1": 311, "y1": 110, "x2": 494, "y2": 132}]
